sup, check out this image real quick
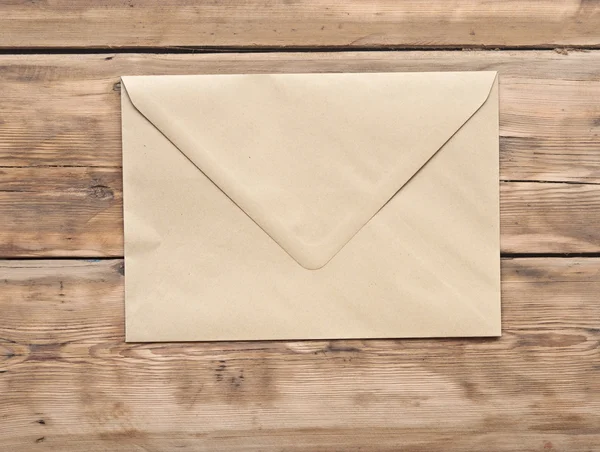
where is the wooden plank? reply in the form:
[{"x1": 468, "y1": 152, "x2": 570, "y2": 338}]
[
  {"x1": 0, "y1": 258, "x2": 598, "y2": 451},
  {"x1": 501, "y1": 182, "x2": 600, "y2": 254},
  {"x1": 0, "y1": 0, "x2": 598, "y2": 49},
  {"x1": 2, "y1": 168, "x2": 600, "y2": 257},
  {"x1": 3, "y1": 168, "x2": 600, "y2": 257},
  {"x1": 0, "y1": 168, "x2": 122, "y2": 257},
  {"x1": 0, "y1": 51, "x2": 599, "y2": 183}
]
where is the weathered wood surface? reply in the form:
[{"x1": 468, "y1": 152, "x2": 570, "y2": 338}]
[
  {"x1": 0, "y1": 51, "x2": 599, "y2": 257},
  {"x1": 2, "y1": 51, "x2": 599, "y2": 181},
  {"x1": 0, "y1": 0, "x2": 598, "y2": 49},
  {"x1": 1, "y1": 1, "x2": 598, "y2": 450},
  {"x1": 0, "y1": 168, "x2": 122, "y2": 257},
  {"x1": 2, "y1": 167, "x2": 600, "y2": 257},
  {"x1": 0, "y1": 258, "x2": 598, "y2": 451}
]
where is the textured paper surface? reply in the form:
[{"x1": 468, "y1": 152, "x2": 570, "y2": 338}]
[{"x1": 121, "y1": 72, "x2": 500, "y2": 342}]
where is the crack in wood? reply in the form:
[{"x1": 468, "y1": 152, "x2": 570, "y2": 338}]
[
  {"x1": 0, "y1": 46, "x2": 598, "y2": 55},
  {"x1": 501, "y1": 179, "x2": 600, "y2": 186}
]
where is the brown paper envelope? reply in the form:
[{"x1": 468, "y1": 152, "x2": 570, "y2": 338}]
[{"x1": 121, "y1": 72, "x2": 500, "y2": 342}]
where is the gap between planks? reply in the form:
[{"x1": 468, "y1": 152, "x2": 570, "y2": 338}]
[
  {"x1": 0, "y1": 46, "x2": 598, "y2": 55},
  {"x1": 1, "y1": 170, "x2": 599, "y2": 186},
  {"x1": 3, "y1": 254, "x2": 600, "y2": 261}
]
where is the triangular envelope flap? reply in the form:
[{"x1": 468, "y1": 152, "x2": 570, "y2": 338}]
[{"x1": 122, "y1": 72, "x2": 496, "y2": 270}]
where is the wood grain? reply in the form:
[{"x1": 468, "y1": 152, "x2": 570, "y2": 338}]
[
  {"x1": 0, "y1": 258, "x2": 598, "y2": 451},
  {"x1": 0, "y1": 167, "x2": 122, "y2": 257},
  {"x1": 2, "y1": 167, "x2": 600, "y2": 257},
  {"x1": 1, "y1": 51, "x2": 599, "y2": 182},
  {"x1": 501, "y1": 182, "x2": 600, "y2": 254},
  {"x1": 0, "y1": 0, "x2": 598, "y2": 49}
]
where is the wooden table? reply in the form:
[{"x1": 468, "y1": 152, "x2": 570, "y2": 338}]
[{"x1": 1, "y1": 2, "x2": 599, "y2": 451}]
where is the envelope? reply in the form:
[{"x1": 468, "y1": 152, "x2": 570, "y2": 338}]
[{"x1": 121, "y1": 71, "x2": 500, "y2": 342}]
